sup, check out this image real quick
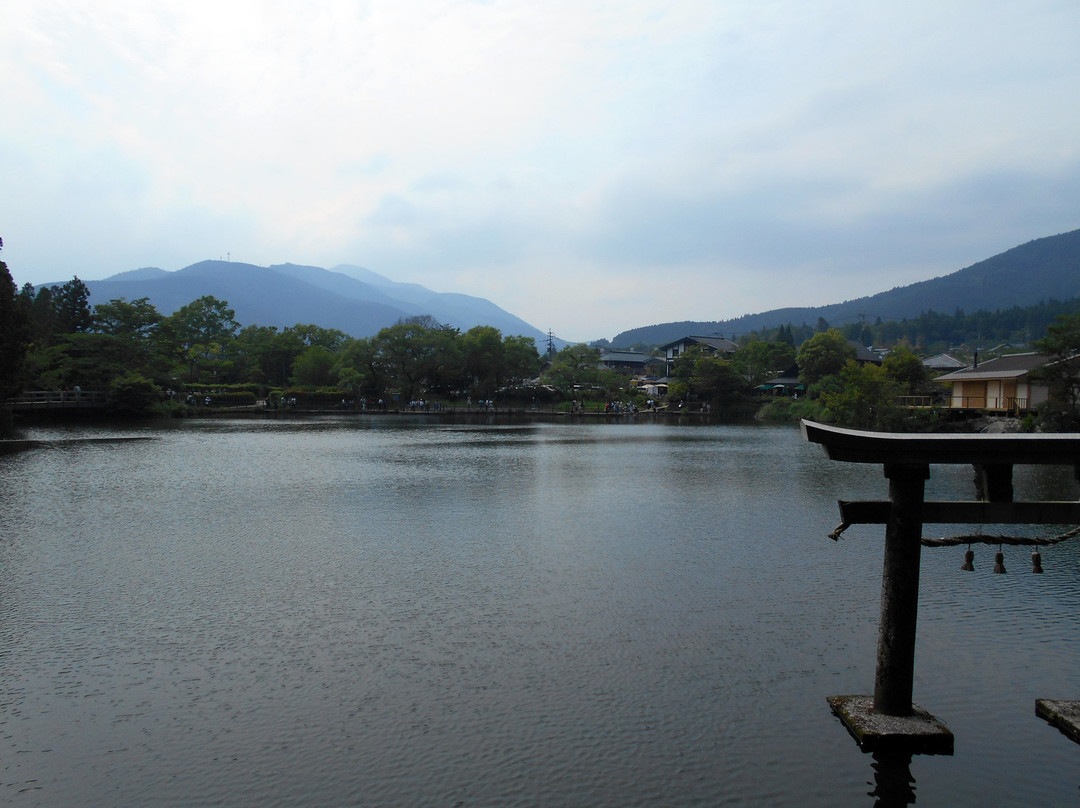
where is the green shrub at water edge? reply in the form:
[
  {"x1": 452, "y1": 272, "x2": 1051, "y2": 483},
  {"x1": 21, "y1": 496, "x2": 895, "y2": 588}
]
[{"x1": 109, "y1": 373, "x2": 162, "y2": 415}]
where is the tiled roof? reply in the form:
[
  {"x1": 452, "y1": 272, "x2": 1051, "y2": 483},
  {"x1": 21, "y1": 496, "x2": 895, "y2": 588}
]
[
  {"x1": 692, "y1": 335, "x2": 739, "y2": 352},
  {"x1": 935, "y1": 352, "x2": 1047, "y2": 382},
  {"x1": 848, "y1": 341, "x2": 882, "y2": 364},
  {"x1": 923, "y1": 353, "x2": 966, "y2": 370},
  {"x1": 600, "y1": 351, "x2": 649, "y2": 363},
  {"x1": 659, "y1": 335, "x2": 739, "y2": 352}
]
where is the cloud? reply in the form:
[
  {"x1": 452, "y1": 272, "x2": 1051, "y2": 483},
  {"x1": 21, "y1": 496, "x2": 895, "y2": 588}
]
[{"x1": 2, "y1": 0, "x2": 1079, "y2": 340}]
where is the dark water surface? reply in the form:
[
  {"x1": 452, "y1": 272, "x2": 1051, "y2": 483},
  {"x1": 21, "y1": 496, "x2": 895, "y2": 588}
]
[{"x1": 2, "y1": 417, "x2": 1079, "y2": 806}]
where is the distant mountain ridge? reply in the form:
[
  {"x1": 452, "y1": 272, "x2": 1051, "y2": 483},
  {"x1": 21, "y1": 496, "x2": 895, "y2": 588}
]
[
  {"x1": 612, "y1": 228, "x2": 1080, "y2": 347},
  {"x1": 67, "y1": 261, "x2": 552, "y2": 344}
]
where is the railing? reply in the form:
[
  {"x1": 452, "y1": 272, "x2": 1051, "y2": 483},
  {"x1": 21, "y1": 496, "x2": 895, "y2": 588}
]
[
  {"x1": 5, "y1": 390, "x2": 108, "y2": 409},
  {"x1": 896, "y1": 395, "x2": 1031, "y2": 411},
  {"x1": 896, "y1": 395, "x2": 937, "y2": 408},
  {"x1": 948, "y1": 395, "x2": 1029, "y2": 412}
]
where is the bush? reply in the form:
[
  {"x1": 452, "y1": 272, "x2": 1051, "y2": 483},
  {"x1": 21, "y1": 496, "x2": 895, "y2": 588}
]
[
  {"x1": 109, "y1": 373, "x2": 162, "y2": 415},
  {"x1": 755, "y1": 397, "x2": 824, "y2": 424},
  {"x1": 189, "y1": 390, "x2": 256, "y2": 407},
  {"x1": 150, "y1": 399, "x2": 197, "y2": 418},
  {"x1": 270, "y1": 388, "x2": 350, "y2": 407},
  {"x1": 495, "y1": 385, "x2": 559, "y2": 406}
]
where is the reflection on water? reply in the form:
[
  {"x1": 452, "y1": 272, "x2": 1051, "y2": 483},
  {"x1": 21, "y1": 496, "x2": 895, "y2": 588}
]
[
  {"x1": 1, "y1": 418, "x2": 1079, "y2": 806},
  {"x1": 869, "y1": 752, "x2": 917, "y2": 808}
]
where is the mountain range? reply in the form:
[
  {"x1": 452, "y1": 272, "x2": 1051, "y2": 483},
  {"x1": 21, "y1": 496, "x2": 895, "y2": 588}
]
[
  {"x1": 52, "y1": 226, "x2": 1080, "y2": 349},
  {"x1": 611, "y1": 227, "x2": 1080, "y2": 346},
  {"x1": 71, "y1": 261, "x2": 554, "y2": 345}
]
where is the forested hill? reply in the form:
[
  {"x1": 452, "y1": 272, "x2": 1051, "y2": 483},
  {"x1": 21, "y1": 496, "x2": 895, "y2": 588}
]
[
  {"x1": 63, "y1": 260, "x2": 551, "y2": 343},
  {"x1": 612, "y1": 228, "x2": 1080, "y2": 346}
]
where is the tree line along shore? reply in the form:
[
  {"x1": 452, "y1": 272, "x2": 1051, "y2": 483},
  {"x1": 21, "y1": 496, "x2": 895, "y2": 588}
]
[{"x1": 4, "y1": 256, "x2": 1080, "y2": 433}]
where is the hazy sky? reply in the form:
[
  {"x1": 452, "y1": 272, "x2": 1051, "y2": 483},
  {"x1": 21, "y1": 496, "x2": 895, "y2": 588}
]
[{"x1": 3, "y1": 1, "x2": 1079, "y2": 341}]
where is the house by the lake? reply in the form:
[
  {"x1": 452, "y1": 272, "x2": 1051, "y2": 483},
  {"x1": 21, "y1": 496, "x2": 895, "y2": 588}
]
[
  {"x1": 659, "y1": 336, "x2": 739, "y2": 377},
  {"x1": 599, "y1": 351, "x2": 664, "y2": 376},
  {"x1": 934, "y1": 352, "x2": 1048, "y2": 412}
]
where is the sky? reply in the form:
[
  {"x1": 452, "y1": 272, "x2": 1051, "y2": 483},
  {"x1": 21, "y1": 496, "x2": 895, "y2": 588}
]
[{"x1": 3, "y1": 1, "x2": 1080, "y2": 342}]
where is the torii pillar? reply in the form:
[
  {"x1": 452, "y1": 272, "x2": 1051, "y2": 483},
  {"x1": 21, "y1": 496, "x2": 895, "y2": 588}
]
[{"x1": 875, "y1": 463, "x2": 929, "y2": 717}]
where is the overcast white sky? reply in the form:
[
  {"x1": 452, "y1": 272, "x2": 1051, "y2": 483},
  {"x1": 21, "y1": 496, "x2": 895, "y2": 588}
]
[{"x1": 3, "y1": 1, "x2": 1079, "y2": 341}]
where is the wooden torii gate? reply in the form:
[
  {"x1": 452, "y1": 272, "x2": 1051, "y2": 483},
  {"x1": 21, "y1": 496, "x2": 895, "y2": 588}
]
[{"x1": 802, "y1": 420, "x2": 1080, "y2": 754}]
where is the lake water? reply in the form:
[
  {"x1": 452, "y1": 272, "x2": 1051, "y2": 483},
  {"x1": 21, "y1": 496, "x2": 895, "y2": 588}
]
[{"x1": 2, "y1": 416, "x2": 1079, "y2": 806}]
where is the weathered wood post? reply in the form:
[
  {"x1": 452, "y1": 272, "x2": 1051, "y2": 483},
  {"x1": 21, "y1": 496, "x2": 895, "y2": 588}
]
[{"x1": 875, "y1": 463, "x2": 929, "y2": 716}]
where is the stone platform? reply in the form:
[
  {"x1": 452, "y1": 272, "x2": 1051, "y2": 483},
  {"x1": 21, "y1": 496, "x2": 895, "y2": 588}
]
[
  {"x1": 1036, "y1": 699, "x2": 1080, "y2": 745},
  {"x1": 828, "y1": 695, "x2": 954, "y2": 755}
]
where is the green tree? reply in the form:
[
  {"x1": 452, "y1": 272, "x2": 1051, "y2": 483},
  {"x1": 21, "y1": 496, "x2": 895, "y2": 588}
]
[
  {"x1": 90, "y1": 297, "x2": 164, "y2": 373},
  {"x1": 596, "y1": 367, "x2": 627, "y2": 399},
  {"x1": 108, "y1": 372, "x2": 162, "y2": 415},
  {"x1": 159, "y1": 296, "x2": 240, "y2": 384},
  {"x1": 162, "y1": 295, "x2": 240, "y2": 349},
  {"x1": 93, "y1": 297, "x2": 162, "y2": 340},
  {"x1": 665, "y1": 380, "x2": 688, "y2": 403},
  {"x1": 235, "y1": 325, "x2": 299, "y2": 386},
  {"x1": 336, "y1": 336, "x2": 385, "y2": 399},
  {"x1": 546, "y1": 344, "x2": 601, "y2": 397},
  {"x1": 691, "y1": 355, "x2": 746, "y2": 404},
  {"x1": 374, "y1": 321, "x2": 457, "y2": 402},
  {"x1": 420, "y1": 324, "x2": 461, "y2": 399},
  {"x1": 733, "y1": 339, "x2": 796, "y2": 387},
  {"x1": 292, "y1": 345, "x2": 338, "y2": 387},
  {"x1": 669, "y1": 345, "x2": 704, "y2": 385},
  {"x1": 1033, "y1": 313, "x2": 1080, "y2": 429},
  {"x1": 882, "y1": 344, "x2": 930, "y2": 396},
  {"x1": 0, "y1": 238, "x2": 31, "y2": 399},
  {"x1": 818, "y1": 360, "x2": 903, "y2": 430},
  {"x1": 501, "y1": 335, "x2": 541, "y2": 386},
  {"x1": 288, "y1": 323, "x2": 348, "y2": 351},
  {"x1": 797, "y1": 329, "x2": 856, "y2": 388},
  {"x1": 244, "y1": 323, "x2": 349, "y2": 387},
  {"x1": 52, "y1": 277, "x2": 94, "y2": 334},
  {"x1": 19, "y1": 282, "x2": 85, "y2": 348},
  {"x1": 32, "y1": 332, "x2": 135, "y2": 391},
  {"x1": 27, "y1": 285, "x2": 57, "y2": 345},
  {"x1": 460, "y1": 325, "x2": 504, "y2": 397}
]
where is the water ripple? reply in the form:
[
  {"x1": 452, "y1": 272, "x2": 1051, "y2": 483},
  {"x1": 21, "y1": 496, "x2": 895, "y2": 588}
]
[{"x1": 1, "y1": 421, "x2": 1078, "y2": 806}]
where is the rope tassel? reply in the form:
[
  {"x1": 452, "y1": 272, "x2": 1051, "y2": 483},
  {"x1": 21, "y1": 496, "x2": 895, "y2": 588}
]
[{"x1": 993, "y1": 550, "x2": 1006, "y2": 574}]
